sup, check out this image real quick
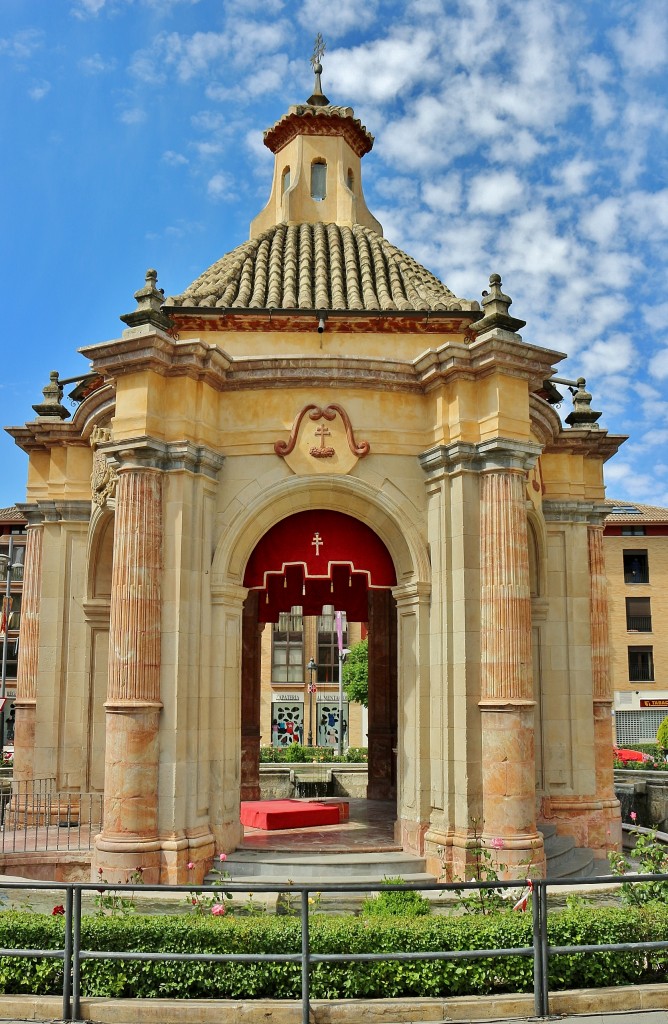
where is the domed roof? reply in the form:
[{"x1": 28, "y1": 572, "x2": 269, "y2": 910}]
[{"x1": 166, "y1": 222, "x2": 479, "y2": 313}]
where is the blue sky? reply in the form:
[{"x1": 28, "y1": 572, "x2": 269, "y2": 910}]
[{"x1": 1, "y1": 0, "x2": 667, "y2": 510}]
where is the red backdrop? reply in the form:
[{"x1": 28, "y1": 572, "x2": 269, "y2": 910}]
[{"x1": 243, "y1": 510, "x2": 397, "y2": 622}]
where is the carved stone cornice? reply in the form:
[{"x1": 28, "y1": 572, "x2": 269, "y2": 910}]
[
  {"x1": 542, "y1": 427, "x2": 627, "y2": 463},
  {"x1": 420, "y1": 438, "x2": 540, "y2": 478},
  {"x1": 542, "y1": 500, "x2": 608, "y2": 524},
  {"x1": 35, "y1": 500, "x2": 92, "y2": 524},
  {"x1": 100, "y1": 438, "x2": 224, "y2": 479},
  {"x1": 15, "y1": 503, "x2": 45, "y2": 528}
]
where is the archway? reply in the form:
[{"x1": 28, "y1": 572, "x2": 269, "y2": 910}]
[{"x1": 239, "y1": 510, "x2": 398, "y2": 813}]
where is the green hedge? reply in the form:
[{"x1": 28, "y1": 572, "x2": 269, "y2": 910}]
[
  {"x1": 259, "y1": 745, "x2": 367, "y2": 763},
  {"x1": 0, "y1": 905, "x2": 667, "y2": 999}
]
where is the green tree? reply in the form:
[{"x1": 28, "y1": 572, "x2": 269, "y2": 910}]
[
  {"x1": 342, "y1": 637, "x2": 368, "y2": 707},
  {"x1": 657, "y1": 715, "x2": 668, "y2": 753}
]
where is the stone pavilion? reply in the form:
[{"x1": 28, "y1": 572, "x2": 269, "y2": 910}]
[{"x1": 6, "y1": 57, "x2": 624, "y2": 884}]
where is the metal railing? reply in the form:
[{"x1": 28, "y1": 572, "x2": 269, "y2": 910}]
[
  {"x1": 0, "y1": 778, "x2": 103, "y2": 852},
  {"x1": 0, "y1": 872, "x2": 666, "y2": 1022}
]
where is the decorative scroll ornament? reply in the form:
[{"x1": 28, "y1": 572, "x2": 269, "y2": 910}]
[
  {"x1": 90, "y1": 425, "x2": 117, "y2": 507},
  {"x1": 275, "y1": 404, "x2": 369, "y2": 459}
]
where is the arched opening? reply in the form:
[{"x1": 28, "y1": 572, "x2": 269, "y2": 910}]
[{"x1": 239, "y1": 509, "x2": 399, "y2": 837}]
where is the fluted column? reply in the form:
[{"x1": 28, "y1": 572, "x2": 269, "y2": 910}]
[
  {"x1": 12, "y1": 506, "x2": 44, "y2": 784},
  {"x1": 478, "y1": 440, "x2": 544, "y2": 875},
  {"x1": 93, "y1": 444, "x2": 164, "y2": 884},
  {"x1": 588, "y1": 516, "x2": 621, "y2": 848}
]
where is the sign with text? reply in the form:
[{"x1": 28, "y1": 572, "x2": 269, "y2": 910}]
[{"x1": 640, "y1": 699, "x2": 668, "y2": 708}]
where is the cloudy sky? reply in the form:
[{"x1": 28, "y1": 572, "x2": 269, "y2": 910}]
[{"x1": 1, "y1": 0, "x2": 667, "y2": 510}]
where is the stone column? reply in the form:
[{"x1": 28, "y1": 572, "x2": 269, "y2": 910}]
[
  {"x1": 241, "y1": 591, "x2": 263, "y2": 801},
  {"x1": 12, "y1": 506, "x2": 44, "y2": 785},
  {"x1": 478, "y1": 440, "x2": 545, "y2": 875},
  {"x1": 366, "y1": 588, "x2": 397, "y2": 801},
  {"x1": 93, "y1": 443, "x2": 164, "y2": 884},
  {"x1": 588, "y1": 514, "x2": 622, "y2": 851}
]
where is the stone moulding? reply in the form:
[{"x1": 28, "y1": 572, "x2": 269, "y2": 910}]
[{"x1": 274, "y1": 403, "x2": 370, "y2": 459}]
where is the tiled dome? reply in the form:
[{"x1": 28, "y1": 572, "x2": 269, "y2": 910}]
[{"x1": 166, "y1": 222, "x2": 479, "y2": 313}]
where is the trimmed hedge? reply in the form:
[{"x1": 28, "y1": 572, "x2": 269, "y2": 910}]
[
  {"x1": 0, "y1": 905, "x2": 667, "y2": 999},
  {"x1": 259, "y1": 745, "x2": 367, "y2": 763}
]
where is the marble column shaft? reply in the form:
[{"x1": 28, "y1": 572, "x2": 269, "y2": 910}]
[
  {"x1": 96, "y1": 461, "x2": 163, "y2": 879},
  {"x1": 13, "y1": 516, "x2": 43, "y2": 784},
  {"x1": 588, "y1": 523, "x2": 617, "y2": 803},
  {"x1": 479, "y1": 465, "x2": 542, "y2": 869}
]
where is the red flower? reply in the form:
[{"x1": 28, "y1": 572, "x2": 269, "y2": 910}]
[{"x1": 52, "y1": 905, "x2": 65, "y2": 916}]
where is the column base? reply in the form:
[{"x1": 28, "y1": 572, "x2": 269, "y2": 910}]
[
  {"x1": 395, "y1": 815, "x2": 429, "y2": 857},
  {"x1": 541, "y1": 796, "x2": 622, "y2": 855},
  {"x1": 92, "y1": 835, "x2": 163, "y2": 885},
  {"x1": 425, "y1": 825, "x2": 545, "y2": 880}
]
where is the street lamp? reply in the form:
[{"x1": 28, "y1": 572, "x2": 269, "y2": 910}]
[
  {"x1": 0, "y1": 537, "x2": 16, "y2": 757},
  {"x1": 306, "y1": 658, "x2": 317, "y2": 747}
]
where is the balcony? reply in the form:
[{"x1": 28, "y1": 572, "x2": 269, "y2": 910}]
[{"x1": 626, "y1": 616, "x2": 652, "y2": 632}]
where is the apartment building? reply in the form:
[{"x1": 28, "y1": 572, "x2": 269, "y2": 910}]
[
  {"x1": 0, "y1": 506, "x2": 27, "y2": 746},
  {"x1": 604, "y1": 500, "x2": 668, "y2": 745}
]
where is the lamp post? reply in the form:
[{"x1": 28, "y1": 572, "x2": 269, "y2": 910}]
[
  {"x1": 306, "y1": 658, "x2": 317, "y2": 747},
  {"x1": 0, "y1": 537, "x2": 15, "y2": 757}
]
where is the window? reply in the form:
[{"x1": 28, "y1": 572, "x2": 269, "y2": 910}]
[
  {"x1": 624, "y1": 550, "x2": 649, "y2": 584},
  {"x1": 621, "y1": 527, "x2": 646, "y2": 536},
  {"x1": 6, "y1": 593, "x2": 21, "y2": 631},
  {"x1": 10, "y1": 545, "x2": 24, "y2": 583},
  {"x1": 282, "y1": 167, "x2": 290, "y2": 193},
  {"x1": 311, "y1": 161, "x2": 327, "y2": 200},
  {"x1": 346, "y1": 168, "x2": 354, "y2": 191},
  {"x1": 1, "y1": 638, "x2": 18, "y2": 680},
  {"x1": 626, "y1": 597, "x2": 651, "y2": 632},
  {"x1": 271, "y1": 607, "x2": 303, "y2": 684},
  {"x1": 628, "y1": 646, "x2": 654, "y2": 682},
  {"x1": 317, "y1": 611, "x2": 347, "y2": 685}
]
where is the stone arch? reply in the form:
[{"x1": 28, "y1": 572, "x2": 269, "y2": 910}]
[
  {"x1": 208, "y1": 474, "x2": 431, "y2": 856},
  {"x1": 213, "y1": 474, "x2": 430, "y2": 592},
  {"x1": 83, "y1": 504, "x2": 114, "y2": 791}
]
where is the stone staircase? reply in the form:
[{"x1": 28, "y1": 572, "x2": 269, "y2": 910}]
[{"x1": 213, "y1": 827, "x2": 604, "y2": 891}]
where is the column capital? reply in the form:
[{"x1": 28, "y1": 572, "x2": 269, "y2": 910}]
[
  {"x1": 542, "y1": 499, "x2": 607, "y2": 524},
  {"x1": 392, "y1": 580, "x2": 431, "y2": 608},
  {"x1": 19, "y1": 500, "x2": 91, "y2": 524},
  {"x1": 102, "y1": 437, "x2": 225, "y2": 478},
  {"x1": 419, "y1": 438, "x2": 540, "y2": 478}
]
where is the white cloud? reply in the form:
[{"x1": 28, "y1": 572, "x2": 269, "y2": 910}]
[
  {"x1": 162, "y1": 150, "x2": 189, "y2": 166},
  {"x1": 581, "y1": 197, "x2": 622, "y2": 246},
  {"x1": 325, "y1": 32, "x2": 435, "y2": 104},
  {"x1": 468, "y1": 170, "x2": 524, "y2": 215},
  {"x1": 119, "y1": 107, "x2": 146, "y2": 125},
  {"x1": 71, "y1": 0, "x2": 108, "y2": 17},
  {"x1": 0, "y1": 28, "x2": 43, "y2": 59},
  {"x1": 611, "y1": 1, "x2": 668, "y2": 75},
  {"x1": 79, "y1": 53, "x2": 117, "y2": 74},
  {"x1": 28, "y1": 80, "x2": 51, "y2": 101},
  {"x1": 553, "y1": 157, "x2": 597, "y2": 196},
  {"x1": 298, "y1": 0, "x2": 379, "y2": 36},
  {"x1": 649, "y1": 349, "x2": 668, "y2": 381},
  {"x1": 207, "y1": 172, "x2": 233, "y2": 200}
]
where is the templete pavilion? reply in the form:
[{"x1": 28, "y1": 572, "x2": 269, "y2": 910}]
[{"x1": 6, "y1": 59, "x2": 624, "y2": 884}]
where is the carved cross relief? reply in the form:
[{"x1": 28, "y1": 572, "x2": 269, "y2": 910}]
[{"x1": 274, "y1": 403, "x2": 370, "y2": 476}]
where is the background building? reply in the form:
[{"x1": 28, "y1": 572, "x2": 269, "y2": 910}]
[
  {"x1": 605, "y1": 501, "x2": 668, "y2": 745},
  {"x1": 0, "y1": 507, "x2": 27, "y2": 750}
]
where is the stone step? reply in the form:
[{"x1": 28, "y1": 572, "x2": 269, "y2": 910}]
[
  {"x1": 539, "y1": 828, "x2": 598, "y2": 880},
  {"x1": 215, "y1": 849, "x2": 429, "y2": 885}
]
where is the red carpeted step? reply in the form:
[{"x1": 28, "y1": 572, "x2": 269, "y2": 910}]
[{"x1": 241, "y1": 799, "x2": 341, "y2": 830}]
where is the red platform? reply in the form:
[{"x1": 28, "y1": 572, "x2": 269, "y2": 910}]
[{"x1": 240, "y1": 799, "x2": 341, "y2": 831}]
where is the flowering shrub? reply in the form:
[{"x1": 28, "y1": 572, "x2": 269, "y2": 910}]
[
  {"x1": 94, "y1": 866, "x2": 145, "y2": 917},
  {"x1": 609, "y1": 825, "x2": 668, "y2": 905},
  {"x1": 187, "y1": 853, "x2": 233, "y2": 916}
]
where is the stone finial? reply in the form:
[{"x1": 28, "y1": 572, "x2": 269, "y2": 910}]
[
  {"x1": 32, "y1": 371, "x2": 71, "y2": 420},
  {"x1": 120, "y1": 268, "x2": 173, "y2": 331},
  {"x1": 307, "y1": 33, "x2": 329, "y2": 106},
  {"x1": 469, "y1": 272, "x2": 526, "y2": 338},
  {"x1": 565, "y1": 378, "x2": 602, "y2": 430}
]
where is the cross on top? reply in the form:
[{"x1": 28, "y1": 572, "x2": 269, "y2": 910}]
[{"x1": 311, "y1": 33, "x2": 325, "y2": 71}]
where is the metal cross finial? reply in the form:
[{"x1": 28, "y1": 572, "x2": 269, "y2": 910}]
[{"x1": 311, "y1": 33, "x2": 325, "y2": 72}]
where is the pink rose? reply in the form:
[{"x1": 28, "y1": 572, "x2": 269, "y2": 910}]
[
  {"x1": 630, "y1": 811, "x2": 637, "y2": 823},
  {"x1": 211, "y1": 903, "x2": 226, "y2": 916},
  {"x1": 219, "y1": 853, "x2": 227, "y2": 862},
  {"x1": 187, "y1": 862, "x2": 195, "y2": 870},
  {"x1": 490, "y1": 837, "x2": 504, "y2": 850}
]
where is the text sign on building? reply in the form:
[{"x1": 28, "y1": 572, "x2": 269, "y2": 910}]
[
  {"x1": 271, "y1": 692, "x2": 303, "y2": 703},
  {"x1": 640, "y1": 699, "x2": 668, "y2": 708}
]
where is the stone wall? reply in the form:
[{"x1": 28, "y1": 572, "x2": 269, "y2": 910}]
[{"x1": 614, "y1": 769, "x2": 668, "y2": 829}]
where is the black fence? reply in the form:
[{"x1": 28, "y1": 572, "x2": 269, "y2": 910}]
[{"x1": 0, "y1": 872, "x2": 667, "y2": 1022}]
